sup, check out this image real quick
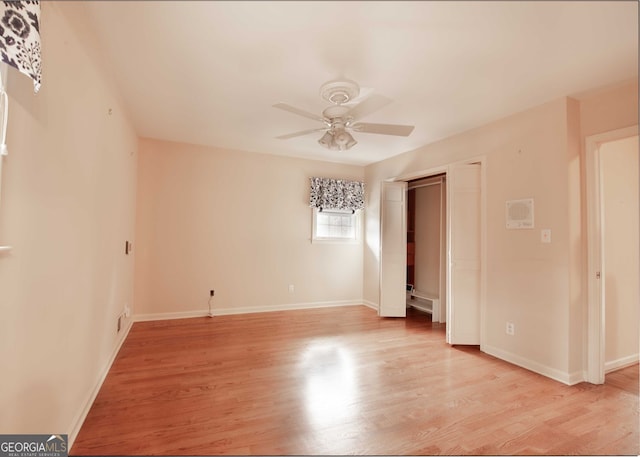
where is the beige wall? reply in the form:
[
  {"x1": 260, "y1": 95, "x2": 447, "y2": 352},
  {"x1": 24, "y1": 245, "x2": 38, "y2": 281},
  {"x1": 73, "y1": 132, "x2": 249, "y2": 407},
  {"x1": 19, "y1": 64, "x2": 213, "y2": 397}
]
[
  {"x1": 135, "y1": 139, "x2": 364, "y2": 317},
  {"x1": 600, "y1": 136, "x2": 639, "y2": 368},
  {"x1": 0, "y1": 3, "x2": 138, "y2": 443},
  {"x1": 413, "y1": 184, "x2": 441, "y2": 297},
  {"x1": 0, "y1": 3, "x2": 636, "y2": 443},
  {"x1": 365, "y1": 80, "x2": 638, "y2": 383},
  {"x1": 579, "y1": 81, "x2": 639, "y2": 139},
  {"x1": 366, "y1": 98, "x2": 574, "y2": 377}
]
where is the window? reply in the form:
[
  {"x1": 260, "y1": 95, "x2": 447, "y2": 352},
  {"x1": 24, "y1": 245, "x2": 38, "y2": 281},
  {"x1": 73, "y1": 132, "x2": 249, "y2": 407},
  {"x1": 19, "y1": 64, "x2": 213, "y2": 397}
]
[{"x1": 312, "y1": 208, "x2": 360, "y2": 243}]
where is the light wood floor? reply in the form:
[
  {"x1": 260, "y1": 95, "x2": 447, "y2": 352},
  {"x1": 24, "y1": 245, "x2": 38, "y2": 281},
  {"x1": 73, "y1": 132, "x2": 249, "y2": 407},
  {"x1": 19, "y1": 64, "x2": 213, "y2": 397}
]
[{"x1": 71, "y1": 306, "x2": 639, "y2": 455}]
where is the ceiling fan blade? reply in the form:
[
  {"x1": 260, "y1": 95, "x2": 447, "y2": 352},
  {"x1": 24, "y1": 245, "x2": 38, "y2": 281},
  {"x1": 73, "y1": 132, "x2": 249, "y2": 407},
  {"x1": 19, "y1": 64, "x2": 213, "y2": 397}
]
[
  {"x1": 276, "y1": 127, "x2": 327, "y2": 140},
  {"x1": 352, "y1": 122, "x2": 415, "y2": 136},
  {"x1": 345, "y1": 93, "x2": 393, "y2": 121},
  {"x1": 273, "y1": 103, "x2": 326, "y2": 123}
]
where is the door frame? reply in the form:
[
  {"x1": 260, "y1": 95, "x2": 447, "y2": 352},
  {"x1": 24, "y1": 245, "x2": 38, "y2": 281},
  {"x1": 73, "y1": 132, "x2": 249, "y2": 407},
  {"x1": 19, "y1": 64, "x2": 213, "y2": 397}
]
[
  {"x1": 584, "y1": 125, "x2": 638, "y2": 384},
  {"x1": 383, "y1": 156, "x2": 486, "y2": 346}
]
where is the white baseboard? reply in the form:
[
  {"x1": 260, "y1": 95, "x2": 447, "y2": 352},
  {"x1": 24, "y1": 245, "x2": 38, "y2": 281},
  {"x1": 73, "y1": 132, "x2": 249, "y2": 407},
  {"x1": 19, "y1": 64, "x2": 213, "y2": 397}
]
[
  {"x1": 605, "y1": 354, "x2": 639, "y2": 373},
  {"x1": 134, "y1": 309, "x2": 211, "y2": 322},
  {"x1": 362, "y1": 300, "x2": 378, "y2": 311},
  {"x1": 68, "y1": 318, "x2": 133, "y2": 448},
  {"x1": 135, "y1": 300, "x2": 367, "y2": 321},
  {"x1": 482, "y1": 344, "x2": 578, "y2": 386},
  {"x1": 568, "y1": 370, "x2": 585, "y2": 385},
  {"x1": 206, "y1": 300, "x2": 366, "y2": 316}
]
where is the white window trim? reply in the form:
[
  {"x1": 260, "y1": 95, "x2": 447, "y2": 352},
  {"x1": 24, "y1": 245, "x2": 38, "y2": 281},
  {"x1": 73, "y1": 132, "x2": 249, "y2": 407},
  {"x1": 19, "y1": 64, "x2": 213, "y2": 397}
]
[{"x1": 311, "y1": 208, "x2": 362, "y2": 244}]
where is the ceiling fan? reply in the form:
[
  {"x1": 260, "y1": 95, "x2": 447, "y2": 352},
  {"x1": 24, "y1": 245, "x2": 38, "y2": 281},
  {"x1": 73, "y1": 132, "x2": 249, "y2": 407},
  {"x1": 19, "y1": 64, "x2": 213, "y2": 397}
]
[{"x1": 273, "y1": 79, "x2": 415, "y2": 151}]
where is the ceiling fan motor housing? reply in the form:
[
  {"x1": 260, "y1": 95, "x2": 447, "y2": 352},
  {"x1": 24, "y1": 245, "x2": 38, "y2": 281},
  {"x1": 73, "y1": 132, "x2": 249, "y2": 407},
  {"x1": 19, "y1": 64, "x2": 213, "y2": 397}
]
[{"x1": 322, "y1": 105, "x2": 353, "y2": 127}]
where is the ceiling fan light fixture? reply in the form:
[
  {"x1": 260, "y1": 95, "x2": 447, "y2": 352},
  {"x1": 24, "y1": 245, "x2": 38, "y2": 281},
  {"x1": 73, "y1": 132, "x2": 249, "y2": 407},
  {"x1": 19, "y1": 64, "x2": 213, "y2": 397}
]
[
  {"x1": 346, "y1": 136, "x2": 357, "y2": 150},
  {"x1": 318, "y1": 131, "x2": 334, "y2": 148},
  {"x1": 334, "y1": 129, "x2": 357, "y2": 150}
]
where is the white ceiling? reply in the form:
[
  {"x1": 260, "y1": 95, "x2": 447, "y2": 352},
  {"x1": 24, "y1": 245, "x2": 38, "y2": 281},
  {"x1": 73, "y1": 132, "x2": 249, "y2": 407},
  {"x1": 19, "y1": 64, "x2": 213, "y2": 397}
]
[{"x1": 81, "y1": 1, "x2": 637, "y2": 166}]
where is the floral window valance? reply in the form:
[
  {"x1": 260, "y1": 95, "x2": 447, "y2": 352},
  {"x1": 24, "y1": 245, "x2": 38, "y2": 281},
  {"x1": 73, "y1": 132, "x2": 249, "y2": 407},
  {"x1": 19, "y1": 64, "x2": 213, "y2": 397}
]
[
  {"x1": 309, "y1": 177, "x2": 365, "y2": 212},
  {"x1": 0, "y1": 1, "x2": 41, "y2": 93}
]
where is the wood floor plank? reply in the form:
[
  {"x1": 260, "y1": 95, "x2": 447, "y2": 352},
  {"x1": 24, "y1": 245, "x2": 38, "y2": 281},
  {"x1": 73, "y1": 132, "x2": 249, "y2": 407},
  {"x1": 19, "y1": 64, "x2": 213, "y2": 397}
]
[{"x1": 71, "y1": 306, "x2": 639, "y2": 455}]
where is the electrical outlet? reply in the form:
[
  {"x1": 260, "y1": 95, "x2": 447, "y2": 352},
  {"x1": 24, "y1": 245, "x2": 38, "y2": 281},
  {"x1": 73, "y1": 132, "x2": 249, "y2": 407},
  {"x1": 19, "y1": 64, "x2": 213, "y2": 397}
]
[
  {"x1": 288, "y1": 284, "x2": 295, "y2": 293},
  {"x1": 124, "y1": 304, "x2": 130, "y2": 318},
  {"x1": 209, "y1": 290, "x2": 215, "y2": 297},
  {"x1": 506, "y1": 322, "x2": 515, "y2": 336},
  {"x1": 541, "y1": 229, "x2": 551, "y2": 244}
]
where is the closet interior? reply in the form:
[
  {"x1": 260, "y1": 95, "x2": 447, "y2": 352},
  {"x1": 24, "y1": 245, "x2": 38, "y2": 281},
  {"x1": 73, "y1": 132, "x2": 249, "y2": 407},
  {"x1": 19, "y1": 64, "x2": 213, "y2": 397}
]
[{"x1": 406, "y1": 174, "x2": 446, "y2": 321}]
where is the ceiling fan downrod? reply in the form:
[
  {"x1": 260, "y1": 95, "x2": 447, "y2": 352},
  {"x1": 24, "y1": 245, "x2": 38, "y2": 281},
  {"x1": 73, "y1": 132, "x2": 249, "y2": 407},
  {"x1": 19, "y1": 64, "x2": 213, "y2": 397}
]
[{"x1": 319, "y1": 79, "x2": 360, "y2": 105}]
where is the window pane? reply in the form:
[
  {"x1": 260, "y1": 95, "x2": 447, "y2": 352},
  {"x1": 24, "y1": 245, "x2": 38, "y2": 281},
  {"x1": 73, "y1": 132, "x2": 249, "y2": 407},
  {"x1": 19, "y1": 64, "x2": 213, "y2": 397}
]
[
  {"x1": 317, "y1": 224, "x2": 329, "y2": 237},
  {"x1": 313, "y1": 209, "x2": 358, "y2": 241}
]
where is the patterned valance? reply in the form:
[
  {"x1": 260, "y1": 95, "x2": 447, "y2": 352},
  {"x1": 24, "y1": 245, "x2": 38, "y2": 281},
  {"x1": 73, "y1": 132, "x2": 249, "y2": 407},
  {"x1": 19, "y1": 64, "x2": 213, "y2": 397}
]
[
  {"x1": 309, "y1": 177, "x2": 365, "y2": 212},
  {"x1": 0, "y1": 1, "x2": 41, "y2": 92}
]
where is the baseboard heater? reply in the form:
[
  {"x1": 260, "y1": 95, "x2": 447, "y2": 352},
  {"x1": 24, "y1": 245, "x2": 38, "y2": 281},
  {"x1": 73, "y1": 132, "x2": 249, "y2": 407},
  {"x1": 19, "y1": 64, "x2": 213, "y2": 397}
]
[{"x1": 406, "y1": 284, "x2": 439, "y2": 314}]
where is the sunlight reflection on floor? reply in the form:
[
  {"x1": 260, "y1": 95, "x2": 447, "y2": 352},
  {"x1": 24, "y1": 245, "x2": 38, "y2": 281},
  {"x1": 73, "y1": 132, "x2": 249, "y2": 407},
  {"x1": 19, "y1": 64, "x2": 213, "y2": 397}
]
[{"x1": 299, "y1": 341, "x2": 358, "y2": 427}]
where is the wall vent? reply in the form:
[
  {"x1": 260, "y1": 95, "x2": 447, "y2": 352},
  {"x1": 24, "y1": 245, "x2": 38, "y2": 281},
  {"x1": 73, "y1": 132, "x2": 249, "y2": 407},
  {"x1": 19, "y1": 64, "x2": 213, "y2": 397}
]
[{"x1": 506, "y1": 198, "x2": 534, "y2": 229}]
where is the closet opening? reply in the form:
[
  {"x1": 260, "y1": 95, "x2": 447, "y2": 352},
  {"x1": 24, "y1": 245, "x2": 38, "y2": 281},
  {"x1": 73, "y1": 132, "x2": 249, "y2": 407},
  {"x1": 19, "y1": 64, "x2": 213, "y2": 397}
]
[
  {"x1": 406, "y1": 173, "x2": 446, "y2": 324},
  {"x1": 380, "y1": 159, "x2": 482, "y2": 345}
]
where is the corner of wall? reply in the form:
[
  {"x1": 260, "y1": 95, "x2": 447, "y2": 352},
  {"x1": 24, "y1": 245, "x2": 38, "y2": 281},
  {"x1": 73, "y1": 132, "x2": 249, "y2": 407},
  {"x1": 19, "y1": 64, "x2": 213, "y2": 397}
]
[{"x1": 566, "y1": 97, "x2": 585, "y2": 376}]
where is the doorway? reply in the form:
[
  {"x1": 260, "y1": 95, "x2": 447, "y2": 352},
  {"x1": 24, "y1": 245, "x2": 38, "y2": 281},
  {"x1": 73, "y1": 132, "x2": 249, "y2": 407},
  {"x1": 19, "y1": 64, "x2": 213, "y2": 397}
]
[
  {"x1": 379, "y1": 159, "x2": 484, "y2": 346},
  {"x1": 406, "y1": 174, "x2": 446, "y2": 323},
  {"x1": 585, "y1": 126, "x2": 639, "y2": 384}
]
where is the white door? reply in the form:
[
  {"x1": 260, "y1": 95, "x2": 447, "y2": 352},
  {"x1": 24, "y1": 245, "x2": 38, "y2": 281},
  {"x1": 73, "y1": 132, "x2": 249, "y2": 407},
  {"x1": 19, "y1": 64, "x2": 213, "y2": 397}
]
[
  {"x1": 379, "y1": 181, "x2": 407, "y2": 317},
  {"x1": 447, "y1": 163, "x2": 481, "y2": 344}
]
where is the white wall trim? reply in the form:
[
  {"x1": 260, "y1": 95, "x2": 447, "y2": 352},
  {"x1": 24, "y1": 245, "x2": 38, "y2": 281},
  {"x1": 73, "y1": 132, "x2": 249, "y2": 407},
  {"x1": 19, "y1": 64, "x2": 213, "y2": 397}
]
[
  {"x1": 483, "y1": 344, "x2": 580, "y2": 386},
  {"x1": 68, "y1": 318, "x2": 134, "y2": 448},
  {"x1": 136, "y1": 300, "x2": 368, "y2": 321},
  {"x1": 213, "y1": 299, "x2": 365, "y2": 316},
  {"x1": 605, "y1": 354, "x2": 639, "y2": 373},
  {"x1": 568, "y1": 370, "x2": 586, "y2": 386},
  {"x1": 362, "y1": 300, "x2": 378, "y2": 311},
  {"x1": 134, "y1": 309, "x2": 211, "y2": 322}
]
